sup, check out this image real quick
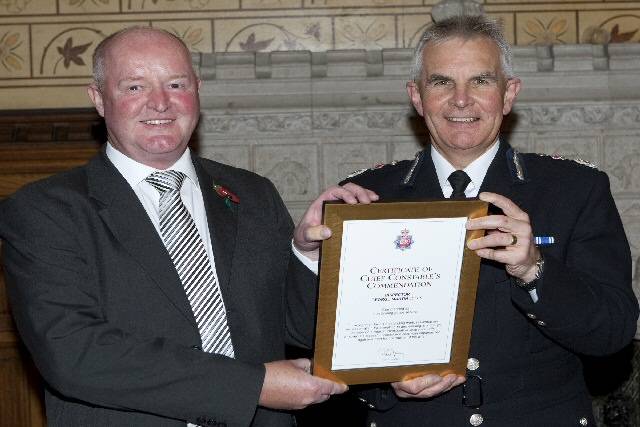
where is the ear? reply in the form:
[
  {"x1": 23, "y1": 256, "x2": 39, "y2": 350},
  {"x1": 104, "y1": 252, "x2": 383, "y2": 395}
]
[
  {"x1": 406, "y1": 81, "x2": 425, "y2": 117},
  {"x1": 87, "y1": 84, "x2": 105, "y2": 117},
  {"x1": 502, "y1": 77, "x2": 521, "y2": 115}
]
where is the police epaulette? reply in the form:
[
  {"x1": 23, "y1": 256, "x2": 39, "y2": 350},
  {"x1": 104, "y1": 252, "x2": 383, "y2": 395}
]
[
  {"x1": 536, "y1": 153, "x2": 599, "y2": 169},
  {"x1": 344, "y1": 160, "x2": 399, "y2": 180}
]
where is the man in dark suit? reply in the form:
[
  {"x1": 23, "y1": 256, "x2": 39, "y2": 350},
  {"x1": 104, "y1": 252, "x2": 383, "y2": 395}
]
[
  {"x1": 0, "y1": 27, "x2": 379, "y2": 427},
  {"x1": 299, "y1": 15, "x2": 639, "y2": 426}
]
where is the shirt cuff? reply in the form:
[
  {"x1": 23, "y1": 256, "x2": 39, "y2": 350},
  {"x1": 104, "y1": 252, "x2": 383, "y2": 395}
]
[{"x1": 291, "y1": 240, "x2": 319, "y2": 275}]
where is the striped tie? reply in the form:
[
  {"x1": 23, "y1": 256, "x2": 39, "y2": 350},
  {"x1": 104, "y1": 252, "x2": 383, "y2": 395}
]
[{"x1": 146, "y1": 170, "x2": 234, "y2": 357}]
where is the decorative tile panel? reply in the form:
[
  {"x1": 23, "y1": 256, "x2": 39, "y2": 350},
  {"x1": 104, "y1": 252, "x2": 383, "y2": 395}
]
[
  {"x1": 0, "y1": 0, "x2": 55, "y2": 15},
  {"x1": 59, "y1": 0, "x2": 120, "y2": 14},
  {"x1": 0, "y1": 25, "x2": 29, "y2": 78},
  {"x1": 152, "y1": 20, "x2": 213, "y2": 53},
  {"x1": 31, "y1": 22, "x2": 146, "y2": 78},
  {"x1": 579, "y1": 11, "x2": 640, "y2": 43},
  {"x1": 214, "y1": 17, "x2": 331, "y2": 52},
  {"x1": 516, "y1": 11, "x2": 577, "y2": 45},
  {"x1": 334, "y1": 16, "x2": 396, "y2": 50},
  {"x1": 124, "y1": 0, "x2": 237, "y2": 12}
]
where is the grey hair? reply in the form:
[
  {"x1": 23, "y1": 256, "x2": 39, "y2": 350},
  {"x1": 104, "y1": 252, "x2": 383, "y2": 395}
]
[
  {"x1": 92, "y1": 26, "x2": 192, "y2": 90},
  {"x1": 411, "y1": 15, "x2": 514, "y2": 81}
]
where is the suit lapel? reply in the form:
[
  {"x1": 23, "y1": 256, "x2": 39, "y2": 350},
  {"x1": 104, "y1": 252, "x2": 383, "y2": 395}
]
[
  {"x1": 407, "y1": 149, "x2": 445, "y2": 199},
  {"x1": 193, "y1": 157, "x2": 238, "y2": 295},
  {"x1": 86, "y1": 152, "x2": 196, "y2": 326}
]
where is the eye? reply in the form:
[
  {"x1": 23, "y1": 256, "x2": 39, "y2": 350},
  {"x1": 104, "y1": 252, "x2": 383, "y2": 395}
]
[
  {"x1": 473, "y1": 76, "x2": 495, "y2": 86},
  {"x1": 127, "y1": 85, "x2": 142, "y2": 92},
  {"x1": 169, "y1": 81, "x2": 186, "y2": 89},
  {"x1": 430, "y1": 79, "x2": 452, "y2": 88}
]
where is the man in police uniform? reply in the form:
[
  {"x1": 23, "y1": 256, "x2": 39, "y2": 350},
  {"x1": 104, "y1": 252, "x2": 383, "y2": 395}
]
[{"x1": 315, "y1": 15, "x2": 638, "y2": 426}]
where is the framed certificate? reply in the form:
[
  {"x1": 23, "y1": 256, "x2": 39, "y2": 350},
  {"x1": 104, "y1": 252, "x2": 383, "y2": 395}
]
[{"x1": 312, "y1": 200, "x2": 488, "y2": 385}]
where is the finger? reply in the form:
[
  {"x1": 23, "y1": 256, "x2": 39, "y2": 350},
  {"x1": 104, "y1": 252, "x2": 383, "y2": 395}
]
[
  {"x1": 479, "y1": 192, "x2": 528, "y2": 222},
  {"x1": 392, "y1": 375, "x2": 456, "y2": 398},
  {"x1": 314, "y1": 377, "x2": 348, "y2": 395},
  {"x1": 303, "y1": 225, "x2": 332, "y2": 242},
  {"x1": 466, "y1": 214, "x2": 512, "y2": 232},
  {"x1": 468, "y1": 232, "x2": 521, "y2": 251},
  {"x1": 474, "y1": 247, "x2": 524, "y2": 265},
  {"x1": 290, "y1": 358, "x2": 311, "y2": 371},
  {"x1": 391, "y1": 374, "x2": 443, "y2": 395},
  {"x1": 342, "y1": 183, "x2": 379, "y2": 203}
]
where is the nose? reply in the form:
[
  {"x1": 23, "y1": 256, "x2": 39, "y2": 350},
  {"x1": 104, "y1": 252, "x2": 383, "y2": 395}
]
[
  {"x1": 450, "y1": 84, "x2": 471, "y2": 108},
  {"x1": 147, "y1": 87, "x2": 169, "y2": 112}
]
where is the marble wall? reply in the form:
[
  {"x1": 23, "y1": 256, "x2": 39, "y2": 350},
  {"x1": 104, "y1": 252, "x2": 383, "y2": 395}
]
[{"x1": 1, "y1": 0, "x2": 639, "y2": 109}]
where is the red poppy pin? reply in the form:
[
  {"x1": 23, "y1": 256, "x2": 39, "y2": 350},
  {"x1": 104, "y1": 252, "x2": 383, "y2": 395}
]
[{"x1": 213, "y1": 184, "x2": 240, "y2": 208}]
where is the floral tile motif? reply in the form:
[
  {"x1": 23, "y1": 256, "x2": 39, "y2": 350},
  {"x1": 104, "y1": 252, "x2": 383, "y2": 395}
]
[
  {"x1": 152, "y1": 20, "x2": 212, "y2": 53},
  {"x1": 31, "y1": 22, "x2": 146, "y2": 78},
  {"x1": 0, "y1": 0, "x2": 54, "y2": 15},
  {"x1": 125, "y1": 0, "x2": 236, "y2": 12},
  {"x1": 335, "y1": 16, "x2": 396, "y2": 50},
  {"x1": 516, "y1": 12, "x2": 577, "y2": 45},
  {"x1": 580, "y1": 11, "x2": 640, "y2": 44},
  {"x1": 215, "y1": 17, "x2": 331, "y2": 52},
  {"x1": 0, "y1": 25, "x2": 29, "y2": 78},
  {"x1": 59, "y1": 0, "x2": 119, "y2": 14}
]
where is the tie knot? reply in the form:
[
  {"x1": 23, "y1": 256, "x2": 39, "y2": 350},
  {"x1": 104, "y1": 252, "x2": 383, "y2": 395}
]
[
  {"x1": 146, "y1": 170, "x2": 186, "y2": 193},
  {"x1": 448, "y1": 170, "x2": 471, "y2": 198}
]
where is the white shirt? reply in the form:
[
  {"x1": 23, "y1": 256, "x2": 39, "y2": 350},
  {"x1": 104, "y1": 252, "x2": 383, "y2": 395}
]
[
  {"x1": 105, "y1": 143, "x2": 220, "y2": 287},
  {"x1": 431, "y1": 139, "x2": 499, "y2": 198}
]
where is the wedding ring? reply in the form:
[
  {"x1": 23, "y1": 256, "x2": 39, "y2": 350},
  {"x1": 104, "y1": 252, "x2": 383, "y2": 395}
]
[{"x1": 510, "y1": 234, "x2": 518, "y2": 246}]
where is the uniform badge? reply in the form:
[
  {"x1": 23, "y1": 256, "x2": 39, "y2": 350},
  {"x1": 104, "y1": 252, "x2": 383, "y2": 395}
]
[{"x1": 394, "y1": 228, "x2": 414, "y2": 251}]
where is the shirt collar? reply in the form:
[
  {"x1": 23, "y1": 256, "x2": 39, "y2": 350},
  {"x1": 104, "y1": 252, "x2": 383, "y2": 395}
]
[
  {"x1": 106, "y1": 143, "x2": 200, "y2": 190},
  {"x1": 431, "y1": 139, "x2": 500, "y2": 197}
]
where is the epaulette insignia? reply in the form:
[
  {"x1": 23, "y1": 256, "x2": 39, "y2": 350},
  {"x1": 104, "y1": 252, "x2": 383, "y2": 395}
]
[
  {"x1": 345, "y1": 161, "x2": 399, "y2": 179},
  {"x1": 538, "y1": 153, "x2": 599, "y2": 169},
  {"x1": 345, "y1": 168, "x2": 368, "y2": 179},
  {"x1": 512, "y1": 150, "x2": 525, "y2": 181}
]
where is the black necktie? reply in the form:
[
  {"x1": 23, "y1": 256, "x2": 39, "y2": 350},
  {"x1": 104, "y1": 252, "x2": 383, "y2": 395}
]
[{"x1": 448, "y1": 170, "x2": 471, "y2": 198}]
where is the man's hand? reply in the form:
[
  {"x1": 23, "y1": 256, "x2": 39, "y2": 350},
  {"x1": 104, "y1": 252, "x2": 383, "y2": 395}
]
[
  {"x1": 391, "y1": 374, "x2": 465, "y2": 399},
  {"x1": 466, "y1": 192, "x2": 541, "y2": 283},
  {"x1": 293, "y1": 183, "x2": 379, "y2": 260},
  {"x1": 258, "y1": 359, "x2": 347, "y2": 410}
]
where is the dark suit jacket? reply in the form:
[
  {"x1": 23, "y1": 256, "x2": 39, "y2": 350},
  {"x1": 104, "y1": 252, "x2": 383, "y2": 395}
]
[
  {"x1": 0, "y1": 150, "x2": 317, "y2": 427},
  {"x1": 344, "y1": 141, "x2": 639, "y2": 426}
]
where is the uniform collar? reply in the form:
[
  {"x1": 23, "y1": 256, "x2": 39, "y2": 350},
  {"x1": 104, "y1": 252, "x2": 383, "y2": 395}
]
[{"x1": 431, "y1": 139, "x2": 500, "y2": 197}]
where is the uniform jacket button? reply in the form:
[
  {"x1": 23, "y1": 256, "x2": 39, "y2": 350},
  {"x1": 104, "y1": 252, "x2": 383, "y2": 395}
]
[
  {"x1": 369, "y1": 422, "x2": 377, "y2": 427},
  {"x1": 467, "y1": 357, "x2": 480, "y2": 371},
  {"x1": 579, "y1": 417, "x2": 588, "y2": 425},
  {"x1": 536, "y1": 320, "x2": 547, "y2": 326},
  {"x1": 469, "y1": 413, "x2": 483, "y2": 426},
  {"x1": 526, "y1": 313, "x2": 537, "y2": 320}
]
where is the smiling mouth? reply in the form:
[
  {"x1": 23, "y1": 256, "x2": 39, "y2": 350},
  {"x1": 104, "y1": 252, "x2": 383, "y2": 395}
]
[
  {"x1": 141, "y1": 119, "x2": 174, "y2": 125},
  {"x1": 447, "y1": 117, "x2": 478, "y2": 123}
]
